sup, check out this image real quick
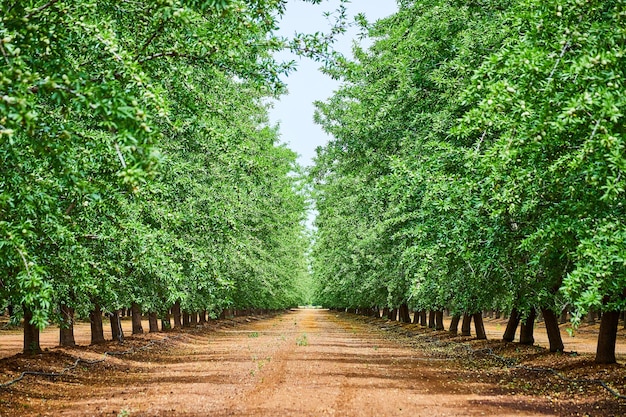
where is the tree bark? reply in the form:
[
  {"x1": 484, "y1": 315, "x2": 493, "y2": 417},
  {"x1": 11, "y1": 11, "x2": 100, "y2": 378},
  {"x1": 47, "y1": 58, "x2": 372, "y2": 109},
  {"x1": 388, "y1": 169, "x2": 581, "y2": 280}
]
[
  {"x1": 412, "y1": 311, "x2": 420, "y2": 324},
  {"x1": 595, "y1": 310, "x2": 619, "y2": 364},
  {"x1": 23, "y1": 307, "x2": 41, "y2": 354},
  {"x1": 161, "y1": 314, "x2": 172, "y2": 331},
  {"x1": 461, "y1": 313, "x2": 472, "y2": 336},
  {"x1": 435, "y1": 310, "x2": 445, "y2": 331},
  {"x1": 419, "y1": 310, "x2": 427, "y2": 326},
  {"x1": 172, "y1": 301, "x2": 182, "y2": 328},
  {"x1": 131, "y1": 302, "x2": 143, "y2": 335},
  {"x1": 148, "y1": 312, "x2": 159, "y2": 333},
  {"x1": 503, "y1": 308, "x2": 521, "y2": 342},
  {"x1": 90, "y1": 305, "x2": 106, "y2": 344},
  {"x1": 449, "y1": 314, "x2": 461, "y2": 334},
  {"x1": 199, "y1": 310, "x2": 207, "y2": 324},
  {"x1": 428, "y1": 310, "x2": 436, "y2": 328},
  {"x1": 519, "y1": 308, "x2": 536, "y2": 345},
  {"x1": 387, "y1": 308, "x2": 397, "y2": 321},
  {"x1": 586, "y1": 308, "x2": 596, "y2": 325},
  {"x1": 540, "y1": 308, "x2": 564, "y2": 352},
  {"x1": 182, "y1": 311, "x2": 190, "y2": 327},
  {"x1": 59, "y1": 304, "x2": 76, "y2": 347},
  {"x1": 473, "y1": 313, "x2": 487, "y2": 339},
  {"x1": 190, "y1": 312, "x2": 198, "y2": 325},
  {"x1": 109, "y1": 309, "x2": 124, "y2": 342},
  {"x1": 399, "y1": 303, "x2": 412, "y2": 323},
  {"x1": 382, "y1": 307, "x2": 389, "y2": 319}
]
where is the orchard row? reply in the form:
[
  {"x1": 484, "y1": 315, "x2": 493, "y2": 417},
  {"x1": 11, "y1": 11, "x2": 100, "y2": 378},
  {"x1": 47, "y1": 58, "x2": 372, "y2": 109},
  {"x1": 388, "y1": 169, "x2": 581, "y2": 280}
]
[
  {"x1": 0, "y1": 1, "x2": 324, "y2": 353},
  {"x1": 310, "y1": 0, "x2": 626, "y2": 363}
]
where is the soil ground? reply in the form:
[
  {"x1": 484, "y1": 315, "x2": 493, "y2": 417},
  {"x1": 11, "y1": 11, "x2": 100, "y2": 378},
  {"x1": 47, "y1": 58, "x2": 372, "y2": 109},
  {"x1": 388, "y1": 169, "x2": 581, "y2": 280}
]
[{"x1": 0, "y1": 309, "x2": 625, "y2": 416}]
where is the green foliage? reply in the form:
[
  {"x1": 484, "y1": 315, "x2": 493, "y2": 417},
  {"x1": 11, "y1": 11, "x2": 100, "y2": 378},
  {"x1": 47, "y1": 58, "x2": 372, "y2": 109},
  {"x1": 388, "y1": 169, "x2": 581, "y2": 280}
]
[
  {"x1": 296, "y1": 333, "x2": 308, "y2": 346},
  {"x1": 311, "y1": 0, "x2": 513, "y2": 313},
  {"x1": 310, "y1": 0, "x2": 626, "y2": 336},
  {"x1": 0, "y1": 0, "x2": 342, "y2": 330}
]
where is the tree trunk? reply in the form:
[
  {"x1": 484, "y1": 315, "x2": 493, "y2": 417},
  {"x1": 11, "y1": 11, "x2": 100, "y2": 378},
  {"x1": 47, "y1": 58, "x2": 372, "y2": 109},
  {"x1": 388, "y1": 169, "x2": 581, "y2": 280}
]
[
  {"x1": 595, "y1": 310, "x2": 619, "y2": 364},
  {"x1": 435, "y1": 310, "x2": 445, "y2": 331},
  {"x1": 495, "y1": 310, "x2": 501, "y2": 319},
  {"x1": 161, "y1": 315, "x2": 172, "y2": 331},
  {"x1": 412, "y1": 311, "x2": 420, "y2": 324},
  {"x1": 199, "y1": 310, "x2": 207, "y2": 324},
  {"x1": 399, "y1": 303, "x2": 411, "y2": 323},
  {"x1": 541, "y1": 308, "x2": 564, "y2": 352},
  {"x1": 382, "y1": 307, "x2": 389, "y2": 319},
  {"x1": 109, "y1": 310, "x2": 124, "y2": 342},
  {"x1": 428, "y1": 310, "x2": 436, "y2": 328},
  {"x1": 59, "y1": 304, "x2": 76, "y2": 347},
  {"x1": 419, "y1": 310, "x2": 427, "y2": 326},
  {"x1": 386, "y1": 308, "x2": 397, "y2": 321},
  {"x1": 131, "y1": 302, "x2": 143, "y2": 335},
  {"x1": 190, "y1": 312, "x2": 198, "y2": 325},
  {"x1": 449, "y1": 314, "x2": 461, "y2": 334},
  {"x1": 461, "y1": 313, "x2": 472, "y2": 336},
  {"x1": 473, "y1": 313, "x2": 487, "y2": 339},
  {"x1": 559, "y1": 308, "x2": 568, "y2": 324},
  {"x1": 89, "y1": 305, "x2": 106, "y2": 344},
  {"x1": 148, "y1": 312, "x2": 159, "y2": 333},
  {"x1": 172, "y1": 301, "x2": 182, "y2": 328},
  {"x1": 519, "y1": 308, "x2": 536, "y2": 345},
  {"x1": 586, "y1": 308, "x2": 596, "y2": 325},
  {"x1": 23, "y1": 307, "x2": 41, "y2": 354},
  {"x1": 503, "y1": 308, "x2": 521, "y2": 342}
]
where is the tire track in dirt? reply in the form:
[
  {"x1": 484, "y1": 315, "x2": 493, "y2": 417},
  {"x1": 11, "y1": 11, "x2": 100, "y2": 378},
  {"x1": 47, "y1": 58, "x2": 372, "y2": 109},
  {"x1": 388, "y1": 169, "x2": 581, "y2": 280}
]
[{"x1": 219, "y1": 309, "x2": 557, "y2": 417}]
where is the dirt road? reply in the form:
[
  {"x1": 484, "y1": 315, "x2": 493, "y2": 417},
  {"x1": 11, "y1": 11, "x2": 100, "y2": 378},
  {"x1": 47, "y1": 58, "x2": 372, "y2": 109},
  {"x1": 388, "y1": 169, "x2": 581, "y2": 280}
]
[{"x1": 0, "y1": 309, "x2": 624, "y2": 416}]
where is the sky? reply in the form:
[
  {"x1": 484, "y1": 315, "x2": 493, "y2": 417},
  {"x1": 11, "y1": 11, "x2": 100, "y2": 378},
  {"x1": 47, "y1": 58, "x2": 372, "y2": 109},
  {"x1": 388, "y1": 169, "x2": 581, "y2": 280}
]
[{"x1": 269, "y1": 0, "x2": 398, "y2": 168}]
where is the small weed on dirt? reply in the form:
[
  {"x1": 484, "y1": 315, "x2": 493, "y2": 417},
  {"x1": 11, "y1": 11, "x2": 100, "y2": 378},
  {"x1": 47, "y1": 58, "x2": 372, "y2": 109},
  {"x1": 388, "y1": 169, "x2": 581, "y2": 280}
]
[{"x1": 296, "y1": 333, "x2": 308, "y2": 346}]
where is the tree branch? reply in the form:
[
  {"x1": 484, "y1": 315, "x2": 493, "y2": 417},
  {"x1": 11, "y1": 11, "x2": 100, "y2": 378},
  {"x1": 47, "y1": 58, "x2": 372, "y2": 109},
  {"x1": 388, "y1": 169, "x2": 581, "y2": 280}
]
[
  {"x1": 65, "y1": 201, "x2": 76, "y2": 216},
  {"x1": 546, "y1": 40, "x2": 570, "y2": 84},
  {"x1": 134, "y1": 19, "x2": 169, "y2": 62},
  {"x1": 0, "y1": 43, "x2": 10, "y2": 67},
  {"x1": 3, "y1": 1, "x2": 20, "y2": 17},
  {"x1": 25, "y1": 0, "x2": 60, "y2": 19},
  {"x1": 137, "y1": 50, "x2": 215, "y2": 63}
]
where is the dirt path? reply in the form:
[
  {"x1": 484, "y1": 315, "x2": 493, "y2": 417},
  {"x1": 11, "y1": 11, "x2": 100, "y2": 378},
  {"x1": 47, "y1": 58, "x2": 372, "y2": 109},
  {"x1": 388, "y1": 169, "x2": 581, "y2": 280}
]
[{"x1": 3, "y1": 309, "x2": 589, "y2": 417}]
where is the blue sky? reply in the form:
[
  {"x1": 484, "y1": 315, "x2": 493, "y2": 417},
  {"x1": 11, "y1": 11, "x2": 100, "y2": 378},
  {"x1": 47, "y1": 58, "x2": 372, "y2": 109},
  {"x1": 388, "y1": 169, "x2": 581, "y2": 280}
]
[{"x1": 269, "y1": 0, "x2": 398, "y2": 168}]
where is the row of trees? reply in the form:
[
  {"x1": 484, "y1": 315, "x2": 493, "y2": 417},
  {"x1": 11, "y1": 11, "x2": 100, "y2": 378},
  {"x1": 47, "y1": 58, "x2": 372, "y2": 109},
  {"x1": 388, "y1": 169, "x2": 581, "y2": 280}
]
[
  {"x1": 310, "y1": 0, "x2": 626, "y2": 363},
  {"x1": 0, "y1": 0, "x2": 331, "y2": 353}
]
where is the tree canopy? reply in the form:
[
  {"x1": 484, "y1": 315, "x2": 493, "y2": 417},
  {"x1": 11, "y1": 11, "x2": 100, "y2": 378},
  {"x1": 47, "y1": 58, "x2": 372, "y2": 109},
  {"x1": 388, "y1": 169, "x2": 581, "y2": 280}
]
[
  {"x1": 1, "y1": 0, "x2": 331, "y2": 336},
  {"x1": 310, "y1": 0, "x2": 626, "y2": 363}
]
